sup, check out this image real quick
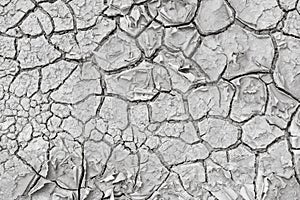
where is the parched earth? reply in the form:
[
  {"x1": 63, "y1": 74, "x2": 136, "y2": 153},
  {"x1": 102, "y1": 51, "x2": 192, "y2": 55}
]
[{"x1": 1, "y1": 0, "x2": 300, "y2": 199}]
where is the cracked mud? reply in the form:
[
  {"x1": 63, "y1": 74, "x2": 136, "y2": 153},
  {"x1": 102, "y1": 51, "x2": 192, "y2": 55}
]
[{"x1": 1, "y1": 0, "x2": 300, "y2": 199}]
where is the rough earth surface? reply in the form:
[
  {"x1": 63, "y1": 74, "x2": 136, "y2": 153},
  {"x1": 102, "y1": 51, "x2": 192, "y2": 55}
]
[{"x1": 0, "y1": 0, "x2": 300, "y2": 199}]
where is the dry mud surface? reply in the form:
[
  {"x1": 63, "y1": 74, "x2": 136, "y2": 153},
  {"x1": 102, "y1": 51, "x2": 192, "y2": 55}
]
[{"x1": 1, "y1": 0, "x2": 300, "y2": 199}]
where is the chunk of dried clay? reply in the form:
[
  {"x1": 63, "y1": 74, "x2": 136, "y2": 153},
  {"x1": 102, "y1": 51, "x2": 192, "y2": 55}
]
[
  {"x1": 105, "y1": 61, "x2": 171, "y2": 101},
  {"x1": 230, "y1": 76, "x2": 267, "y2": 122},
  {"x1": 195, "y1": 0, "x2": 234, "y2": 34},
  {"x1": 273, "y1": 34, "x2": 300, "y2": 99},
  {"x1": 289, "y1": 109, "x2": 300, "y2": 148},
  {"x1": 147, "y1": 0, "x2": 198, "y2": 26},
  {"x1": 119, "y1": 5, "x2": 151, "y2": 37},
  {"x1": 0, "y1": 35, "x2": 16, "y2": 58},
  {"x1": 265, "y1": 83, "x2": 299, "y2": 128},
  {"x1": 228, "y1": 0, "x2": 283, "y2": 30},
  {"x1": 0, "y1": 0, "x2": 35, "y2": 32},
  {"x1": 157, "y1": 137, "x2": 209, "y2": 165},
  {"x1": 19, "y1": 9, "x2": 52, "y2": 36},
  {"x1": 93, "y1": 30, "x2": 141, "y2": 72},
  {"x1": 155, "y1": 121, "x2": 199, "y2": 144},
  {"x1": 155, "y1": 49, "x2": 208, "y2": 92},
  {"x1": 41, "y1": 60, "x2": 77, "y2": 93},
  {"x1": 17, "y1": 37, "x2": 61, "y2": 69},
  {"x1": 137, "y1": 22, "x2": 163, "y2": 58},
  {"x1": 149, "y1": 91, "x2": 188, "y2": 122},
  {"x1": 164, "y1": 24, "x2": 200, "y2": 56},
  {"x1": 153, "y1": 173, "x2": 194, "y2": 199},
  {"x1": 172, "y1": 163, "x2": 206, "y2": 197},
  {"x1": 129, "y1": 104, "x2": 149, "y2": 131},
  {"x1": 278, "y1": 0, "x2": 298, "y2": 11},
  {"x1": 9, "y1": 70, "x2": 39, "y2": 98},
  {"x1": 130, "y1": 149, "x2": 169, "y2": 198},
  {"x1": 242, "y1": 116, "x2": 284, "y2": 149},
  {"x1": 187, "y1": 80, "x2": 234, "y2": 120},
  {"x1": 99, "y1": 97, "x2": 129, "y2": 132},
  {"x1": 69, "y1": 0, "x2": 106, "y2": 29},
  {"x1": 41, "y1": 0, "x2": 74, "y2": 32},
  {"x1": 257, "y1": 140, "x2": 294, "y2": 181},
  {"x1": 50, "y1": 66, "x2": 102, "y2": 104},
  {"x1": 103, "y1": 0, "x2": 134, "y2": 16},
  {"x1": 198, "y1": 118, "x2": 239, "y2": 149},
  {"x1": 283, "y1": 11, "x2": 300, "y2": 37},
  {"x1": 193, "y1": 25, "x2": 274, "y2": 80},
  {"x1": 228, "y1": 145, "x2": 256, "y2": 187}
]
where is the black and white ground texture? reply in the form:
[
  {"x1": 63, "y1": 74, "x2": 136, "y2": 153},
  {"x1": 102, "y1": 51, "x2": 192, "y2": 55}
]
[{"x1": 1, "y1": 0, "x2": 300, "y2": 199}]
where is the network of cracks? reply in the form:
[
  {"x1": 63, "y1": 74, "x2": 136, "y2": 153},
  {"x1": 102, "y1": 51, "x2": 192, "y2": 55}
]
[{"x1": 1, "y1": 0, "x2": 300, "y2": 199}]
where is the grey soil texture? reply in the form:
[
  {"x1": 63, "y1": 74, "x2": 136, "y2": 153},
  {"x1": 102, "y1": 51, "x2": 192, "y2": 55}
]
[{"x1": 1, "y1": 0, "x2": 300, "y2": 199}]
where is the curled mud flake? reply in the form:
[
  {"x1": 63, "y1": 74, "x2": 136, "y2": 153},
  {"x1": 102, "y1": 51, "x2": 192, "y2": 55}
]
[
  {"x1": 228, "y1": 0, "x2": 283, "y2": 30},
  {"x1": 104, "y1": 0, "x2": 134, "y2": 16},
  {"x1": 187, "y1": 80, "x2": 234, "y2": 120},
  {"x1": 147, "y1": 0, "x2": 198, "y2": 26},
  {"x1": 149, "y1": 91, "x2": 188, "y2": 122},
  {"x1": 93, "y1": 30, "x2": 141, "y2": 71},
  {"x1": 230, "y1": 76, "x2": 267, "y2": 122},
  {"x1": 17, "y1": 37, "x2": 61, "y2": 69},
  {"x1": 266, "y1": 84, "x2": 299, "y2": 129},
  {"x1": 198, "y1": 118, "x2": 239, "y2": 149},
  {"x1": 195, "y1": 0, "x2": 234, "y2": 34},
  {"x1": 120, "y1": 5, "x2": 152, "y2": 37},
  {"x1": 274, "y1": 35, "x2": 300, "y2": 99},
  {"x1": 242, "y1": 116, "x2": 284, "y2": 149},
  {"x1": 137, "y1": 22, "x2": 163, "y2": 58},
  {"x1": 164, "y1": 24, "x2": 200, "y2": 56}
]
